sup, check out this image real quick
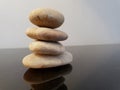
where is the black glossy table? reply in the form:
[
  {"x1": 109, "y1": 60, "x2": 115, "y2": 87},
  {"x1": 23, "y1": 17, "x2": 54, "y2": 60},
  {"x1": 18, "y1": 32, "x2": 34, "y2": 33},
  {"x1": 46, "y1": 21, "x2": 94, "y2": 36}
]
[{"x1": 0, "y1": 44, "x2": 120, "y2": 90}]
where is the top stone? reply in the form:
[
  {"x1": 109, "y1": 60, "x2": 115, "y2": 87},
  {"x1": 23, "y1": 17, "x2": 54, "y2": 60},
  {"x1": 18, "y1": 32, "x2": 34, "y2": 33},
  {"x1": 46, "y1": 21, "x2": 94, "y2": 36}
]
[{"x1": 29, "y1": 8, "x2": 64, "y2": 28}]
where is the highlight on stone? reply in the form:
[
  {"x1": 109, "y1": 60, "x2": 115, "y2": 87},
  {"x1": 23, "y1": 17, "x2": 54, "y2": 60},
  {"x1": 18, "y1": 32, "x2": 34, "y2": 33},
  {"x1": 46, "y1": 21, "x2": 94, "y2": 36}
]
[{"x1": 22, "y1": 8, "x2": 73, "y2": 68}]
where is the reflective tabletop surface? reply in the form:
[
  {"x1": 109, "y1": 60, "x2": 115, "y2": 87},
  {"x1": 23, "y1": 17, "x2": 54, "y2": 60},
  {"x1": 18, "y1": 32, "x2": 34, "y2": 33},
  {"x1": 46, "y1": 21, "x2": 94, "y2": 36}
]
[{"x1": 0, "y1": 44, "x2": 120, "y2": 90}]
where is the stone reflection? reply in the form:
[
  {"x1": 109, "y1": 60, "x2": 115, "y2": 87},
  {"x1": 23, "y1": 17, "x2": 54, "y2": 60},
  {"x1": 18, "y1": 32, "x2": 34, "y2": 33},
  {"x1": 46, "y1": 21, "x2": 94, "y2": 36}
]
[
  {"x1": 23, "y1": 64, "x2": 72, "y2": 90},
  {"x1": 31, "y1": 77, "x2": 67, "y2": 90}
]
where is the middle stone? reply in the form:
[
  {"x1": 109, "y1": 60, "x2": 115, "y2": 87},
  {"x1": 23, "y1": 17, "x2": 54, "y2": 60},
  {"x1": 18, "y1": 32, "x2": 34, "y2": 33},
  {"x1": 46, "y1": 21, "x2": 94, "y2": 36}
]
[
  {"x1": 26, "y1": 27, "x2": 68, "y2": 41},
  {"x1": 29, "y1": 41, "x2": 65, "y2": 55}
]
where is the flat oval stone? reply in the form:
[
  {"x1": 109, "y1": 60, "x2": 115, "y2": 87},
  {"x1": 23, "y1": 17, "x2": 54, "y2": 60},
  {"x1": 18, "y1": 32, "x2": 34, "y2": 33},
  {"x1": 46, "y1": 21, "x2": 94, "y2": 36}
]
[
  {"x1": 29, "y1": 8, "x2": 64, "y2": 28},
  {"x1": 26, "y1": 27, "x2": 68, "y2": 41},
  {"x1": 29, "y1": 41, "x2": 65, "y2": 55},
  {"x1": 22, "y1": 51, "x2": 73, "y2": 68}
]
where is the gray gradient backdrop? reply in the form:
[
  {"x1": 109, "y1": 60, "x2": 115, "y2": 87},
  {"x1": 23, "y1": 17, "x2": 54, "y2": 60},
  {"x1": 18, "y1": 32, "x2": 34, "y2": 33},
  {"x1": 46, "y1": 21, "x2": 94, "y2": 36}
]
[{"x1": 0, "y1": 0, "x2": 120, "y2": 48}]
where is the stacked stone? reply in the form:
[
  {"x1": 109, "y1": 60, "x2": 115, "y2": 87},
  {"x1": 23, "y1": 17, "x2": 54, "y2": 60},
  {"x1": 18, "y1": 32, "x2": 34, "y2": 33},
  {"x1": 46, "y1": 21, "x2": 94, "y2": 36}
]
[{"x1": 22, "y1": 8, "x2": 73, "y2": 69}]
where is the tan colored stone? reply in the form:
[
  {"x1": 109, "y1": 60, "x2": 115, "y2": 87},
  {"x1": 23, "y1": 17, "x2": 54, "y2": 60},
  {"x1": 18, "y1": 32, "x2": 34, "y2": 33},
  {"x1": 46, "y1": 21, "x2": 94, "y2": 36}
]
[
  {"x1": 29, "y1": 8, "x2": 64, "y2": 28},
  {"x1": 22, "y1": 52, "x2": 73, "y2": 68},
  {"x1": 26, "y1": 27, "x2": 68, "y2": 41},
  {"x1": 29, "y1": 41, "x2": 65, "y2": 55}
]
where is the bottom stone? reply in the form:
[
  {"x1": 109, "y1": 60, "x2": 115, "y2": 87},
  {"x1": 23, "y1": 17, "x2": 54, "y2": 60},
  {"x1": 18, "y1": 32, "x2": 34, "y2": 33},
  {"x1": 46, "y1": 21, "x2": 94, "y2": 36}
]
[{"x1": 22, "y1": 51, "x2": 73, "y2": 68}]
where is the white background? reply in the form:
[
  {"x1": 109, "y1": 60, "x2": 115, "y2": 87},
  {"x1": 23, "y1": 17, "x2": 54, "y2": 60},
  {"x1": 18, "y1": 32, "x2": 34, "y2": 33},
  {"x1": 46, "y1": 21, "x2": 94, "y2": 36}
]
[{"x1": 0, "y1": 0, "x2": 120, "y2": 48}]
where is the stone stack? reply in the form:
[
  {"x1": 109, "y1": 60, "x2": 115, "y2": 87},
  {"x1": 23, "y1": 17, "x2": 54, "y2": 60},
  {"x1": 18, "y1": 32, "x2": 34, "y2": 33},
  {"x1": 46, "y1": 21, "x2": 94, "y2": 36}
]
[{"x1": 22, "y1": 8, "x2": 73, "y2": 68}]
